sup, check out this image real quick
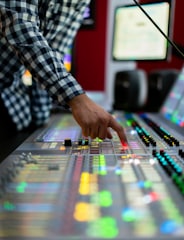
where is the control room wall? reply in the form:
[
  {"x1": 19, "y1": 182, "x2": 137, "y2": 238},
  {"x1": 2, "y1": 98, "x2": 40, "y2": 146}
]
[
  {"x1": 75, "y1": 0, "x2": 184, "y2": 91},
  {"x1": 74, "y1": 0, "x2": 108, "y2": 91}
]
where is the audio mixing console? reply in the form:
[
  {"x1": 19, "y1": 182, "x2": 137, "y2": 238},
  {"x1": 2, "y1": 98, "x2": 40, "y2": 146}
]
[{"x1": 1, "y1": 112, "x2": 184, "y2": 240}]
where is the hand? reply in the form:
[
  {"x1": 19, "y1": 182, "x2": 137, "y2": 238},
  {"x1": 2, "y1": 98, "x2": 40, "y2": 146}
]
[{"x1": 68, "y1": 94, "x2": 127, "y2": 142}]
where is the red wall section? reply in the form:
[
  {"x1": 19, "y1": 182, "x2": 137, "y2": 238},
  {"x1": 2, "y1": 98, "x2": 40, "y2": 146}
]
[{"x1": 74, "y1": 0, "x2": 107, "y2": 91}]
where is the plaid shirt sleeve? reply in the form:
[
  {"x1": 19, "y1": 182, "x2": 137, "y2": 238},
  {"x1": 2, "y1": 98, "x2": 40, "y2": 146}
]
[{"x1": 0, "y1": 0, "x2": 90, "y2": 105}]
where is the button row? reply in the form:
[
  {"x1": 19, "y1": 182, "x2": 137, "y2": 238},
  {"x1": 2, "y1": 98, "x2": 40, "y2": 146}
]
[
  {"x1": 126, "y1": 114, "x2": 156, "y2": 147},
  {"x1": 141, "y1": 115, "x2": 180, "y2": 147},
  {"x1": 152, "y1": 150, "x2": 184, "y2": 195},
  {"x1": 64, "y1": 138, "x2": 89, "y2": 147}
]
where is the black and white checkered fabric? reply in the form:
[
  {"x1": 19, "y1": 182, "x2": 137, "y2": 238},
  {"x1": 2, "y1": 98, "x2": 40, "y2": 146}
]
[{"x1": 0, "y1": 0, "x2": 90, "y2": 130}]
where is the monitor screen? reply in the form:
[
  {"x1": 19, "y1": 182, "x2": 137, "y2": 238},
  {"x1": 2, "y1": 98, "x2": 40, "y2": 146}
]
[
  {"x1": 80, "y1": 0, "x2": 95, "y2": 29},
  {"x1": 161, "y1": 67, "x2": 184, "y2": 126},
  {"x1": 112, "y1": 0, "x2": 174, "y2": 61},
  {"x1": 161, "y1": 67, "x2": 184, "y2": 122}
]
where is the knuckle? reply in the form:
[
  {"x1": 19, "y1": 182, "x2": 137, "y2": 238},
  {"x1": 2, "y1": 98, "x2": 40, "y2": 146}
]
[{"x1": 99, "y1": 116, "x2": 107, "y2": 125}]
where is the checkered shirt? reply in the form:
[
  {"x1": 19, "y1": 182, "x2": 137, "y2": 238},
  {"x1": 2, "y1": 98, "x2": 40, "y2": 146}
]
[{"x1": 0, "y1": 0, "x2": 90, "y2": 130}]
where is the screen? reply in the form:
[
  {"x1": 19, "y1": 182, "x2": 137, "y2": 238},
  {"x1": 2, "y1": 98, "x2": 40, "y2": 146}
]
[
  {"x1": 161, "y1": 67, "x2": 184, "y2": 123},
  {"x1": 80, "y1": 0, "x2": 95, "y2": 29},
  {"x1": 112, "y1": 0, "x2": 174, "y2": 61}
]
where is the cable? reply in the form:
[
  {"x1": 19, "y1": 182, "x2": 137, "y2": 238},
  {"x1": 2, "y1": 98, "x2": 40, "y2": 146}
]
[{"x1": 132, "y1": 0, "x2": 184, "y2": 59}]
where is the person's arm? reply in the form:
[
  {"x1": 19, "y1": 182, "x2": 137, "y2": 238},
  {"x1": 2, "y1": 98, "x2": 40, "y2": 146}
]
[
  {"x1": 0, "y1": 0, "x2": 85, "y2": 106},
  {"x1": 0, "y1": 0, "x2": 127, "y2": 142}
]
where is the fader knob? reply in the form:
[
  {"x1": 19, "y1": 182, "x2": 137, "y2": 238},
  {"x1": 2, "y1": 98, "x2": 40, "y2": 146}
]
[{"x1": 64, "y1": 138, "x2": 72, "y2": 146}]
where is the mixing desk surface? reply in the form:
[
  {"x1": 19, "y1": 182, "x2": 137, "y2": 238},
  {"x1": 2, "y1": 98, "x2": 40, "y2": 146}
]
[{"x1": 1, "y1": 112, "x2": 184, "y2": 240}]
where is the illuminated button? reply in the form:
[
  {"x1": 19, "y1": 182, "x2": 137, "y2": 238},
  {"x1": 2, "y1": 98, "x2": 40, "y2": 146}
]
[
  {"x1": 99, "y1": 191, "x2": 112, "y2": 207},
  {"x1": 138, "y1": 180, "x2": 152, "y2": 189},
  {"x1": 78, "y1": 138, "x2": 85, "y2": 145},
  {"x1": 121, "y1": 141, "x2": 129, "y2": 149},
  {"x1": 160, "y1": 220, "x2": 179, "y2": 234},
  {"x1": 87, "y1": 217, "x2": 118, "y2": 238},
  {"x1": 150, "y1": 191, "x2": 160, "y2": 201},
  {"x1": 59, "y1": 146, "x2": 66, "y2": 151},
  {"x1": 172, "y1": 174, "x2": 184, "y2": 194},
  {"x1": 122, "y1": 207, "x2": 137, "y2": 222},
  {"x1": 3, "y1": 201, "x2": 15, "y2": 211},
  {"x1": 137, "y1": 181, "x2": 145, "y2": 188},
  {"x1": 74, "y1": 202, "x2": 99, "y2": 222},
  {"x1": 78, "y1": 138, "x2": 89, "y2": 146},
  {"x1": 16, "y1": 182, "x2": 27, "y2": 193},
  {"x1": 115, "y1": 166, "x2": 122, "y2": 175}
]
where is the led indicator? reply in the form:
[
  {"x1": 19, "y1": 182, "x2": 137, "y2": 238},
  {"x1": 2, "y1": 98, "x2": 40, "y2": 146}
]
[
  {"x1": 98, "y1": 155, "x2": 107, "y2": 175},
  {"x1": 94, "y1": 138, "x2": 103, "y2": 142},
  {"x1": 3, "y1": 201, "x2": 15, "y2": 211},
  {"x1": 79, "y1": 172, "x2": 90, "y2": 195},
  {"x1": 87, "y1": 217, "x2": 118, "y2": 238},
  {"x1": 115, "y1": 166, "x2": 122, "y2": 175},
  {"x1": 144, "y1": 181, "x2": 153, "y2": 189},
  {"x1": 150, "y1": 191, "x2": 160, "y2": 201},
  {"x1": 59, "y1": 146, "x2": 66, "y2": 151},
  {"x1": 160, "y1": 220, "x2": 179, "y2": 234},
  {"x1": 91, "y1": 191, "x2": 112, "y2": 207},
  {"x1": 121, "y1": 141, "x2": 129, "y2": 150},
  {"x1": 73, "y1": 202, "x2": 99, "y2": 222},
  {"x1": 122, "y1": 207, "x2": 137, "y2": 222},
  {"x1": 126, "y1": 120, "x2": 133, "y2": 126},
  {"x1": 16, "y1": 182, "x2": 27, "y2": 193}
]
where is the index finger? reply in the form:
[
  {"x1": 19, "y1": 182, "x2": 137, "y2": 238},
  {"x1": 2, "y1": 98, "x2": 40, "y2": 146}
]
[{"x1": 109, "y1": 116, "x2": 128, "y2": 144}]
